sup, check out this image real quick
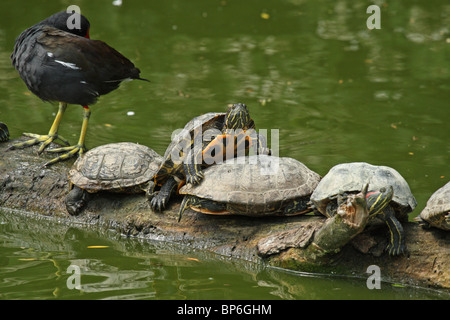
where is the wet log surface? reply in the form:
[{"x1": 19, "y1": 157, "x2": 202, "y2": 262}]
[{"x1": 0, "y1": 137, "x2": 449, "y2": 290}]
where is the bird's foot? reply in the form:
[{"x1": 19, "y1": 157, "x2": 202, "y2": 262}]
[
  {"x1": 44, "y1": 144, "x2": 87, "y2": 167},
  {"x1": 7, "y1": 132, "x2": 70, "y2": 154}
]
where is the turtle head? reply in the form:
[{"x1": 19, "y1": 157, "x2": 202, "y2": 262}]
[
  {"x1": 366, "y1": 185, "x2": 394, "y2": 216},
  {"x1": 65, "y1": 186, "x2": 89, "y2": 216},
  {"x1": 223, "y1": 103, "x2": 254, "y2": 133}
]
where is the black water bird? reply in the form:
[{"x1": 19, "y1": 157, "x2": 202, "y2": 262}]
[{"x1": 10, "y1": 11, "x2": 148, "y2": 166}]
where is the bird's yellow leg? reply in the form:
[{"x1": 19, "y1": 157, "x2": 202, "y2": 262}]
[
  {"x1": 8, "y1": 102, "x2": 70, "y2": 152},
  {"x1": 45, "y1": 106, "x2": 90, "y2": 166}
]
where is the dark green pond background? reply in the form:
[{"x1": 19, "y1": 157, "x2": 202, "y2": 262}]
[{"x1": 0, "y1": 0, "x2": 448, "y2": 299}]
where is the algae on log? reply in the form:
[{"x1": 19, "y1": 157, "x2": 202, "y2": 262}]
[{"x1": 0, "y1": 138, "x2": 449, "y2": 290}]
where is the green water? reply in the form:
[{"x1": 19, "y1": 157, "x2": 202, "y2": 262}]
[
  {"x1": 1, "y1": 210, "x2": 447, "y2": 300},
  {"x1": 0, "y1": 0, "x2": 449, "y2": 299}
]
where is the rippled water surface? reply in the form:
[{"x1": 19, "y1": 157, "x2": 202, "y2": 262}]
[
  {"x1": 1, "y1": 210, "x2": 448, "y2": 300},
  {"x1": 0, "y1": 0, "x2": 449, "y2": 299}
]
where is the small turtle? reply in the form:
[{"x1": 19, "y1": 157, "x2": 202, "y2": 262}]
[
  {"x1": 0, "y1": 122, "x2": 9, "y2": 142},
  {"x1": 65, "y1": 142, "x2": 163, "y2": 215},
  {"x1": 416, "y1": 181, "x2": 450, "y2": 231},
  {"x1": 310, "y1": 162, "x2": 417, "y2": 256},
  {"x1": 178, "y1": 155, "x2": 321, "y2": 220},
  {"x1": 150, "y1": 103, "x2": 269, "y2": 212}
]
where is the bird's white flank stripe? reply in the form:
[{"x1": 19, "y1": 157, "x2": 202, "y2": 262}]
[{"x1": 54, "y1": 60, "x2": 80, "y2": 70}]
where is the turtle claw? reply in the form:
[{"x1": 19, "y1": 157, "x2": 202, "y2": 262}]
[
  {"x1": 144, "y1": 182, "x2": 157, "y2": 201},
  {"x1": 186, "y1": 172, "x2": 204, "y2": 185},
  {"x1": 149, "y1": 177, "x2": 178, "y2": 212},
  {"x1": 386, "y1": 242, "x2": 405, "y2": 256},
  {"x1": 150, "y1": 193, "x2": 166, "y2": 212}
]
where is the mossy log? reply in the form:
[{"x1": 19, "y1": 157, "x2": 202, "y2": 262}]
[{"x1": 0, "y1": 137, "x2": 449, "y2": 290}]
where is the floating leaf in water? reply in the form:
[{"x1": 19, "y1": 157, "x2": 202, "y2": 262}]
[
  {"x1": 261, "y1": 12, "x2": 270, "y2": 19},
  {"x1": 87, "y1": 246, "x2": 109, "y2": 249},
  {"x1": 186, "y1": 257, "x2": 200, "y2": 262},
  {"x1": 391, "y1": 283, "x2": 406, "y2": 288},
  {"x1": 390, "y1": 121, "x2": 402, "y2": 129}
]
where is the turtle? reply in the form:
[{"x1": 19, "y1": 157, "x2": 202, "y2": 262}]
[
  {"x1": 65, "y1": 142, "x2": 163, "y2": 215},
  {"x1": 177, "y1": 155, "x2": 321, "y2": 220},
  {"x1": 415, "y1": 181, "x2": 450, "y2": 231},
  {"x1": 310, "y1": 162, "x2": 417, "y2": 256},
  {"x1": 0, "y1": 122, "x2": 9, "y2": 142},
  {"x1": 149, "y1": 103, "x2": 270, "y2": 212}
]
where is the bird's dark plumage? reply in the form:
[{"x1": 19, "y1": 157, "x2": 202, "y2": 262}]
[
  {"x1": 9, "y1": 11, "x2": 147, "y2": 166},
  {"x1": 11, "y1": 11, "x2": 144, "y2": 106}
]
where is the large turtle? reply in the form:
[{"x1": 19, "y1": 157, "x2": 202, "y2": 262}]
[
  {"x1": 0, "y1": 122, "x2": 9, "y2": 142},
  {"x1": 416, "y1": 181, "x2": 450, "y2": 231},
  {"x1": 150, "y1": 103, "x2": 269, "y2": 212},
  {"x1": 65, "y1": 142, "x2": 163, "y2": 215},
  {"x1": 310, "y1": 162, "x2": 417, "y2": 255},
  {"x1": 178, "y1": 155, "x2": 321, "y2": 220}
]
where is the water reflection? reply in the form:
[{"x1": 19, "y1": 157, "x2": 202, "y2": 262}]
[{"x1": 1, "y1": 210, "x2": 448, "y2": 300}]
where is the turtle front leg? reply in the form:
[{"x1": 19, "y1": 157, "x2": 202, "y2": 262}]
[
  {"x1": 250, "y1": 131, "x2": 271, "y2": 156},
  {"x1": 178, "y1": 195, "x2": 193, "y2": 222},
  {"x1": 379, "y1": 206, "x2": 406, "y2": 256},
  {"x1": 144, "y1": 181, "x2": 157, "y2": 201},
  {"x1": 150, "y1": 177, "x2": 178, "y2": 212},
  {"x1": 184, "y1": 161, "x2": 204, "y2": 185},
  {"x1": 184, "y1": 145, "x2": 205, "y2": 185}
]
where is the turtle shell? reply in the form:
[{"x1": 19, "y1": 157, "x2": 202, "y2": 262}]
[
  {"x1": 69, "y1": 142, "x2": 163, "y2": 192},
  {"x1": 418, "y1": 181, "x2": 450, "y2": 231},
  {"x1": 154, "y1": 112, "x2": 225, "y2": 182},
  {"x1": 179, "y1": 155, "x2": 321, "y2": 215},
  {"x1": 310, "y1": 162, "x2": 417, "y2": 218},
  {"x1": 164, "y1": 112, "x2": 224, "y2": 159}
]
